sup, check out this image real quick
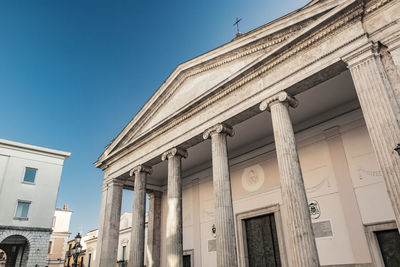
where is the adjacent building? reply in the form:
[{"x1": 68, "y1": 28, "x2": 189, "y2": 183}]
[
  {"x1": 47, "y1": 205, "x2": 73, "y2": 267},
  {"x1": 0, "y1": 138, "x2": 70, "y2": 266},
  {"x1": 94, "y1": 0, "x2": 400, "y2": 266}
]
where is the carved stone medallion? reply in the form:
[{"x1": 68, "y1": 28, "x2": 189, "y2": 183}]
[{"x1": 241, "y1": 164, "x2": 265, "y2": 192}]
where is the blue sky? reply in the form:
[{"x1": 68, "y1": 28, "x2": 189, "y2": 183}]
[{"x1": 0, "y1": 0, "x2": 309, "y2": 237}]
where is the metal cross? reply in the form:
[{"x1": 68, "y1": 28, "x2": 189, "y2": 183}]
[{"x1": 234, "y1": 17, "x2": 242, "y2": 35}]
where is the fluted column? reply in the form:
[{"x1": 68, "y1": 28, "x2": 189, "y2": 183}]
[
  {"x1": 162, "y1": 148, "x2": 188, "y2": 267},
  {"x1": 345, "y1": 45, "x2": 400, "y2": 231},
  {"x1": 95, "y1": 179, "x2": 123, "y2": 267},
  {"x1": 129, "y1": 165, "x2": 152, "y2": 267},
  {"x1": 146, "y1": 191, "x2": 162, "y2": 267},
  {"x1": 260, "y1": 92, "x2": 319, "y2": 267},
  {"x1": 203, "y1": 124, "x2": 238, "y2": 267}
]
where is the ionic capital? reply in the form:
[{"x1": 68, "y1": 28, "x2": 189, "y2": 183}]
[
  {"x1": 161, "y1": 147, "x2": 188, "y2": 161},
  {"x1": 203, "y1": 123, "x2": 235, "y2": 140},
  {"x1": 129, "y1": 165, "x2": 152, "y2": 176},
  {"x1": 259, "y1": 91, "x2": 298, "y2": 112}
]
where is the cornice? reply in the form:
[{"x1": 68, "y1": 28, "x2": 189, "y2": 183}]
[
  {"x1": 99, "y1": 2, "x2": 340, "y2": 162},
  {"x1": 98, "y1": 0, "x2": 394, "y2": 171}
]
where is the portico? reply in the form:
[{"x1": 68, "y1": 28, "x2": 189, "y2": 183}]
[{"x1": 94, "y1": 0, "x2": 400, "y2": 266}]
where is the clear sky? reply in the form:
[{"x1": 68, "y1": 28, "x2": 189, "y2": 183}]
[{"x1": 0, "y1": 0, "x2": 310, "y2": 237}]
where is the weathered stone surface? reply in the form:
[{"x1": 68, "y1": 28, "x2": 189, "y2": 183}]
[
  {"x1": 95, "y1": 180, "x2": 123, "y2": 267},
  {"x1": 204, "y1": 124, "x2": 238, "y2": 267},
  {"x1": 345, "y1": 45, "x2": 400, "y2": 231},
  {"x1": 146, "y1": 191, "x2": 162, "y2": 267},
  {"x1": 130, "y1": 165, "x2": 152, "y2": 267},
  {"x1": 162, "y1": 148, "x2": 187, "y2": 267},
  {"x1": 261, "y1": 92, "x2": 319, "y2": 267}
]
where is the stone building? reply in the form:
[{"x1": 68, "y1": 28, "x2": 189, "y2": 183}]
[
  {"x1": 47, "y1": 205, "x2": 73, "y2": 267},
  {"x1": 0, "y1": 138, "x2": 70, "y2": 266},
  {"x1": 94, "y1": 0, "x2": 400, "y2": 266}
]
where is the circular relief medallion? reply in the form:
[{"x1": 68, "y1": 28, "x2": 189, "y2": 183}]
[{"x1": 241, "y1": 164, "x2": 265, "y2": 192}]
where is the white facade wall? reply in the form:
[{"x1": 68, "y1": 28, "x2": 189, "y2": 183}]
[
  {"x1": 0, "y1": 138, "x2": 70, "y2": 267},
  {"x1": 157, "y1": 113, "x2": 396, "y2": 267}
]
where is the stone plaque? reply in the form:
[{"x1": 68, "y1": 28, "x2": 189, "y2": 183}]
[
  {"x1": 312, "y1": 220, "x2": 333, "y2": 238},
  {"x1": 208, "y1": 239, "x2": 216, "y2": 252}
]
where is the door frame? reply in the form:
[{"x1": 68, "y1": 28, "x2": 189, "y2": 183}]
[
  {"x1": 365, "y1": 221, "x2": 398, "y2": 267},
  {"x1": 183, "y1": 249, "x2": 194, "y2": 267},
  {"x1": 236, "y1": 205, "x2": 288, "y2": 267}
]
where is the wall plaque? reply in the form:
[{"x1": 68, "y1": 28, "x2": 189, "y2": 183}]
[
  {"x1": 208, "y1": 239, "x2": 216, "y2": 252},
  {"x1": 312, "y1": 220, "x2": 333, "y2": 238}
]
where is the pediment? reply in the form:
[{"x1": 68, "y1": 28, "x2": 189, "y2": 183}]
[
  {"x1": 98, "y1": 0, "x2": 349, "y2": 163},
  {"x1": 135, "y1": 50, "x2": 265, "y2": 138}
]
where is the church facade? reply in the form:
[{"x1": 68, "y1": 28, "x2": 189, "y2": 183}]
[{"x1": 94, "y1": 0, "x2": 400, "y2": 266}]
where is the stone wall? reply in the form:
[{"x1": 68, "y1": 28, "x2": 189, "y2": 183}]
[{"x1": 0, "y1": 226, "x2": 51, "y2": 267}]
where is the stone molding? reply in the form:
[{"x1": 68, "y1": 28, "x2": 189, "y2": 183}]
[
  {"x1": 97, "y1": 0, "x2": 395, "y2": 176},
  {"x1": 161, "y1": 147, "x2": 188, "y2": 161},
  {"x1": 129, "y1": 165, "x2": 152, "y2": 176},
  {"x1": 0, "y1": 225, "x2": 52, "y2": 233},
  {"x1": 98, "y1": 1, "x2": 365, "y2": 168},
  {"x1": 259, "y1": 91, "x2": 299, "y2": 112},
  {"x1": 203, "y1": 123, "x2": 235, "y2": 140}
]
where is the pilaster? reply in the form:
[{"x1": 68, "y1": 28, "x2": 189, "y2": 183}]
[
  {"x1": 162, "y1": 147, "x2": 187, "y2": 267},
  {"x1": 203, "y1": 123, "x2": 238, "y2": 267},
  {"x1": 260, "y1": 92, "x2": 320, "y2": 267},
  {"x1": 146, "y1": 191, "x2": 162, "y2": 267},
  {"x1": 344, "y1": 43, "x2": 400, "y2": 231},
  {"x1": 130, "y1": 165, "x2": 152, "y2": 267}
]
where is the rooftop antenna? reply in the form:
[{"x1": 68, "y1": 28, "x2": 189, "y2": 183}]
[{"x1": 234, "y1": 17, "x2": 242, "y2": 38}]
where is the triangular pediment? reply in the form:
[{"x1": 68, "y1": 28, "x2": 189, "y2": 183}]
[{"x1": 97, "y1": 0, "x2": 348, "y2": 164}]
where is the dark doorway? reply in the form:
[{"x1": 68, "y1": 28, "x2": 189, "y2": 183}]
[
  {"x1": 244, "y1": 213, "x2": 281, "y2": 267},
  {"x1": 183, "y1": 254, "x2": 191, "y2": 267},
  {"x1": 0, "y1": 235, "x2": 28, "y2": 267},
  {"x1": 376, "y1": 229, "x2": 400, "y2": 267}
]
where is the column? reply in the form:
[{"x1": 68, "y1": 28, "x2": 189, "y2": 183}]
[
  {"x1": 162, "y1": 148, "x2": 188, "y2": 267},
  {"x1": 95, "y1": 179, "x2": 123, "y2": 267},
  {"x1": 345, "y1": 45, "x2": 400, "y2": 231},
  {"x1": 260, "y1": 92, "x2": 319, "y2": 267},
  {"x1": 146, "y1": 191, "x2": 162, "y2": 267},
  {"x1": 203, "y1": 124, "x2": 238, "y2": 267},
  {"x1": 129, "y1": 165, "x2": 152, "y2": 267}
]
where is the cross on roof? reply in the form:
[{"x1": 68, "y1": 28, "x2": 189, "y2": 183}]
[{"x1": 234, "y1": 17, "x2": 242, "y2": 36}]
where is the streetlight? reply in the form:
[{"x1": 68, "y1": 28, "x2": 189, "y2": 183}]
[{"x1": 71, "y1": 233, "x2": 82, "y2": 267}]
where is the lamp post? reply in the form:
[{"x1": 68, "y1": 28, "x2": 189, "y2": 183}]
[{"x1": 71, "y1": 233, "x2": 82, "y2": 267}]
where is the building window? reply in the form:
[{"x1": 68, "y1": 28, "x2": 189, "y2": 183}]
[
  {"x1": 15, "y1": 200, "x2": 31, "y2": 219},
  {"x1": 23, "y1": 167, "x2": 37, "y2": 183},
  {"x1": 88, "y1": 253, "x2": 91, "y2": 267},
  {"x1": 122, "y1": 245, "x2": 126, "y2": 261},
  {"x1": 48, "y1": 241, "x2": 53, "y2": 254}
]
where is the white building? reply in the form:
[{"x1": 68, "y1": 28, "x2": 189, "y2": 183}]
[
  {"x1": 94, "y1": 0, "x2": 400, "y2": 266},
  {"x1": 47, "y1": 205, "x2": 73, "y2": 267},
  {"x1": 0, "y1": 138, "x2": 70, "y2": 266},
  {"x1": 84, "y1": 212, "x2": 147, "y2": 267}
]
